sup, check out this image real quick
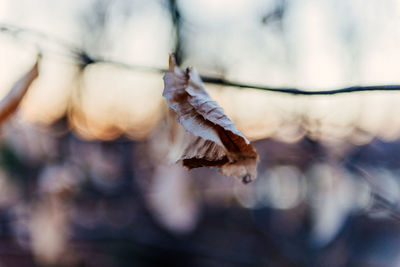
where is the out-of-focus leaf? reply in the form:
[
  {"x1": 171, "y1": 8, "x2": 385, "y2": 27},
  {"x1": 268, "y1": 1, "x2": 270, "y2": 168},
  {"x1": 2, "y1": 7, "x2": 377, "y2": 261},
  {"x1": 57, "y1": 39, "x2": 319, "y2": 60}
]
[
  {"x1": 0, "y1": 57, "x2": 39, "y2": 124},
  {"x1": 146, "y1": 164, "x2": 200, "y2": 233},
  {"x1": 163, "y1": 55, "x2": 259, "y2": 183}
]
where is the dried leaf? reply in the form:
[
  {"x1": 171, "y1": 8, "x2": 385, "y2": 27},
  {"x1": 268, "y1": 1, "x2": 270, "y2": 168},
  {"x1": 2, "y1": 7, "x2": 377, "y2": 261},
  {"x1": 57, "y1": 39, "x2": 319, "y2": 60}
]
[
  {"x1": 163, "y1": 55, "x2": 259, "y2": 184},
  {"x1": 0, "y1": 57, "x2": 39, "y2": 124}
]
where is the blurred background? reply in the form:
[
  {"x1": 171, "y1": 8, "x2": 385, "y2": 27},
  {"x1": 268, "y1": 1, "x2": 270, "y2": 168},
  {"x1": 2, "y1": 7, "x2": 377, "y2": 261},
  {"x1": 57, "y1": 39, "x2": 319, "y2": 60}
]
[{"x1": 1, "y1": 0, "x2": 400, "y2": 266}]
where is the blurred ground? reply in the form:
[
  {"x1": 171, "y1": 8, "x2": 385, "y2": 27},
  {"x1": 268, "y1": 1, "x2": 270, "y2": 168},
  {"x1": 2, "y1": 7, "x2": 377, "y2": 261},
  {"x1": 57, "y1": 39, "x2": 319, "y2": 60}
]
[{"x1": 0, "y1": 118, "x2": 397, "y2": 266}]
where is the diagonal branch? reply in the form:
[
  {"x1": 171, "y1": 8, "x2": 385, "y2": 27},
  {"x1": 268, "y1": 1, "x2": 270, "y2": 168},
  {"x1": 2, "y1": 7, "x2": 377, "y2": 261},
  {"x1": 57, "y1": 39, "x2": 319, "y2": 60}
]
[{"x1": 0, "y1": 56, "x2": 40, "y2": 124}]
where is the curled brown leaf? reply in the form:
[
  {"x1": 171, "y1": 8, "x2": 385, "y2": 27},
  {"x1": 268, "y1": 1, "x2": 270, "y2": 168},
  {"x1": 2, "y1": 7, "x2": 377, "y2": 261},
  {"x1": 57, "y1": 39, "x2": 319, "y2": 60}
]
[{"x1": 163, "y1": 55, "x2": 258, "y2": 184}]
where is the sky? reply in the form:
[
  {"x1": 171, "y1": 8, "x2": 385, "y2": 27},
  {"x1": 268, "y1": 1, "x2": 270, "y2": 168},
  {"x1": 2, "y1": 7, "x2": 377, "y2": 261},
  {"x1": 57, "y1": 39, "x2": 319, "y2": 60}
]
[{"x1": 1, "y1": 0, "x2": 400, "y2": 142}]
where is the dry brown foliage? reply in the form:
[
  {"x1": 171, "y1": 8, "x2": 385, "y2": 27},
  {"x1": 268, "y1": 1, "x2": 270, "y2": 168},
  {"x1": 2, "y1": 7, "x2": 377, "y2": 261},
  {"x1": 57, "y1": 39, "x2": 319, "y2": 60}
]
[{"x1": 163, "y1": 55, "x2": 258, "y2": 184}]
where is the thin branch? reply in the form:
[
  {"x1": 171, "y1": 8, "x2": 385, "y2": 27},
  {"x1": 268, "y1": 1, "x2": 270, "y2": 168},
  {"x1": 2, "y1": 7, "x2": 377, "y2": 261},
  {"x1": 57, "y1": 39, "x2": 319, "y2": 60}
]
[
  {"x1": 167, "y1": 0, "x2": 184, "y2": 65},
  {"x1": 0, "y1": 23, "x2": 84, "y2": 56},
  {"x1": 93, "y1": 58, "x2": 165, "y2": 73},
  {"x1": 199, "y1": 78, "x2": 400, "y2": 96},
  {"x1": 2, "y1": 23, "x2": 400, "y2": 96}
]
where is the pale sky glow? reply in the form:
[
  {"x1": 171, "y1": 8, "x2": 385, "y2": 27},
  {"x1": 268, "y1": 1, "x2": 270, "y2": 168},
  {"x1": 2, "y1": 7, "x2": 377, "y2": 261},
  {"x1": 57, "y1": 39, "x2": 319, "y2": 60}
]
[{"x1": 1, "y1": 0, "x2": 400, "y2": 142}]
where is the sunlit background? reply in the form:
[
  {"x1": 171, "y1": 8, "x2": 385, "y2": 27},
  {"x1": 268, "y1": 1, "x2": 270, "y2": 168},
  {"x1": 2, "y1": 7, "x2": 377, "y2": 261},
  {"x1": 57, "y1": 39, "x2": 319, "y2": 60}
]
[{"x1": 1, "y1": 0, "x2": 400, "y2": 266}]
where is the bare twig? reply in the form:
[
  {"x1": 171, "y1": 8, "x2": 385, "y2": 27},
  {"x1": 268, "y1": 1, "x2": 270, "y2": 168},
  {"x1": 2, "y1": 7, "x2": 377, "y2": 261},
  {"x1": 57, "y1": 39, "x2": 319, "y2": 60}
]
[
  {"x1": 1, "y1": 23, "x2": 400, "y2": 96},
  {"x1": 199, "y1": 78, "x2": 400, "y2": 96}
]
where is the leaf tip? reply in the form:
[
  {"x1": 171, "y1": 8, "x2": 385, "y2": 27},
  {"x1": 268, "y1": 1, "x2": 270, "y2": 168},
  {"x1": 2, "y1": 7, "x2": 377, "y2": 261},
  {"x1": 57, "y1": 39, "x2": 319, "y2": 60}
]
[
  {"x1": 168, "y1": 54, "x2": 177, "y2": 72},
  {"x1": 242, "y1": 174, "x2": 254, "y2": 184}
]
